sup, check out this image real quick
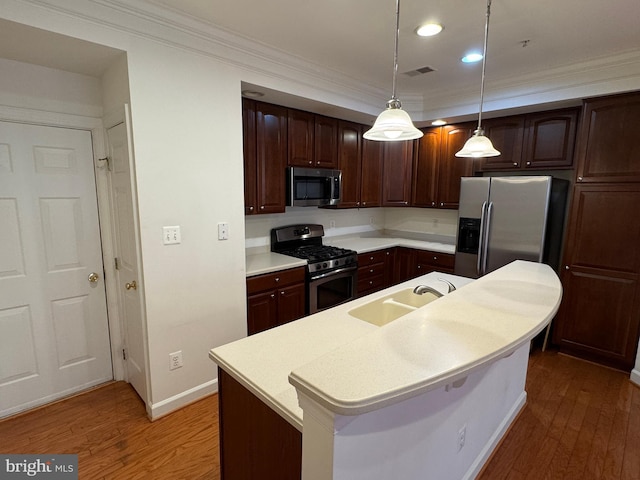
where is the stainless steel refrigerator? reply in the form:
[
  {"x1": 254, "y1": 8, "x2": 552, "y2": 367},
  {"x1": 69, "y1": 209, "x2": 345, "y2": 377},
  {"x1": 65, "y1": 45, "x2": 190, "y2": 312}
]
[{"x1": 454, "y1": 176, "x2": 568, "y2": 279}]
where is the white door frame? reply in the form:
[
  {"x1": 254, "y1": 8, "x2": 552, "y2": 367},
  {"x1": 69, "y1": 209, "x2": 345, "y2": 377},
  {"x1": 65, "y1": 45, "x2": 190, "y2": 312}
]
[{"x1": 0, "y1": 105, "x2": 127, "y2": 384}]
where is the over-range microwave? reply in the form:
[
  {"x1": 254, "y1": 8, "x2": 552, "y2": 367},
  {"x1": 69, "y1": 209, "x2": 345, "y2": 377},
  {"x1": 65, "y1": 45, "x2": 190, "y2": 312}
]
[{"x1": 287, "y1": 166, "x2": 342, "y2": 207}]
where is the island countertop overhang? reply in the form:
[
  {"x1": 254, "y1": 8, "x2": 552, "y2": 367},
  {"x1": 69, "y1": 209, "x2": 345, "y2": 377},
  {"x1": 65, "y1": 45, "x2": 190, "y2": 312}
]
[{"x1": 287, "y1": 260, "x2": 562, "y2": 416}]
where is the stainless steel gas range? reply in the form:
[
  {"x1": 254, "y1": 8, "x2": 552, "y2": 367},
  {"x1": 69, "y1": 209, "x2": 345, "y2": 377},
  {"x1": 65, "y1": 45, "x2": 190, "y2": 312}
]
[{"x1": 271, "y1": 224, "x2": 358, "y2": 314}]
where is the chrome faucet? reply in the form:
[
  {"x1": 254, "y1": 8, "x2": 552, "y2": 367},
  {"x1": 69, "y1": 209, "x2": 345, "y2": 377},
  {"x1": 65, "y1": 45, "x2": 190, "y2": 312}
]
[
  {"x1": 412, "y1": 285, "x2": 444, "y2": 297},
  {"x1": 413, "y1": 278, "x2": 457, "y2": 297}
]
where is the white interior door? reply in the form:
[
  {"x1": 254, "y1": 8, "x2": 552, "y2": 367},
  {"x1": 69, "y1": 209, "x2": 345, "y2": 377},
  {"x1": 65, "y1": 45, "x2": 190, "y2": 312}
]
[
  {"x1": 0, "y1": 121, "x2": 113, "y2": 418},
  {"x1": 106, "y1": 121, "x2": 148, "y2": 404}
]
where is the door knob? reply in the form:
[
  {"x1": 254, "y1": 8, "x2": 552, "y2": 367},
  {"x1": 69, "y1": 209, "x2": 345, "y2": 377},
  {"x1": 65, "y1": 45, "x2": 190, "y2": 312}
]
[
  {"x1": 88, "y1": 272, "x2": 99, "y2": 283},
  {"x1": 125, "y1": 280, "x2": 137, "y2": 290}
]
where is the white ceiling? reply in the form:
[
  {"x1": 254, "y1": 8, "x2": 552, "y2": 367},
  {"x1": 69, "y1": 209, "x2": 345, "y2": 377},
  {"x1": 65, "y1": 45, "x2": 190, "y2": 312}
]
[
  {"x1": 147, "y1": 0, "x2": 640, "y2": 111},
  {"x1": 1, "y1": 0, "x2": 639, "y2": 123}
]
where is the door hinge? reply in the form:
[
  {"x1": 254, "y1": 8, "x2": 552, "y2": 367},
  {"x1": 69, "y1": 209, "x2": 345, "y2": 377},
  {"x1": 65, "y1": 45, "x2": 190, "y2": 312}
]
[
  {"x1": 97, "y1": 156, "x2": 111, "y2": 171},
  {"x1": 122, "y1": 348, "x2": 127, "y2": 360},
  {"x1": 114, "y1": 257, "x2": 120, "y2": 270}
]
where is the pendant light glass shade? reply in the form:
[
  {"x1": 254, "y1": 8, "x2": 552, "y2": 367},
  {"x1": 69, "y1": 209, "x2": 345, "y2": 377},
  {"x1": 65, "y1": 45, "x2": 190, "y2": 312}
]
[
  {"x1": 456, "y1": 0, "x2": 501, "y2": 158},
  {"x1": 363, "y1": 99, "x2": 424, "y2": 141},
  {"x1": 455, "y1": 128, "x2": 500, "y2": 157},
  {"x1": 363, "y1": 0, "x2": 423, "y2": 142}
]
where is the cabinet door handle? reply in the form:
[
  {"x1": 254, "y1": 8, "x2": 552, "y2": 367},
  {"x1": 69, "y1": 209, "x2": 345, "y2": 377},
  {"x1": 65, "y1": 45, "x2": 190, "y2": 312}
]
[
  {"x1": 270, "y1": 294, "x2": 275, "y2": 298},
  {"x1": 274, "y1": 277, "x2": 280, "y2": 282},
  {"x1": 565, "y1": 265, "x2": 570, "y2": 270},
  {"x1": 526, "y1": 161, "x2": 531, "y2": 166},
  {"x1": 577, "y1": 176, "x2": 583, "y2": 182},
  {"x1": 513, "y1": 162, "x2": 518, "y2": 166},
  {"x1": 440, "y1": 202, "x2": 444, "y2": 206},
  {"x1": 260, "y1": 205, "x2": 265, "y2": 210},
  {"x1": 369, "y1": 269, "x2": 374, "y2": 273},
  {"x1": 280, "y1": 291, "x2": 285, "y2": 295},
  {"x1": 249, "y1": 206, "x2": 254, "y2": 211}
]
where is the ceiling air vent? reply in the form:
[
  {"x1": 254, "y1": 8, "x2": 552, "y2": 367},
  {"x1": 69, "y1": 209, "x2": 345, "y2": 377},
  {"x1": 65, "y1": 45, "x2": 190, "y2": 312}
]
[{"x1": 404, "y1": 66, "x2": 436, "y2": 77}]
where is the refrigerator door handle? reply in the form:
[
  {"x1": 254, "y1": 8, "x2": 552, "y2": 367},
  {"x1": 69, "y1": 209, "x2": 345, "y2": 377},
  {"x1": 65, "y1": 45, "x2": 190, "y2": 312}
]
[
  {"x1": 481, "y1": 202, "x2": 494, "y2": 276},
  {"x1": 477, "y1": 201, "x2": 488, "y2": 276}
]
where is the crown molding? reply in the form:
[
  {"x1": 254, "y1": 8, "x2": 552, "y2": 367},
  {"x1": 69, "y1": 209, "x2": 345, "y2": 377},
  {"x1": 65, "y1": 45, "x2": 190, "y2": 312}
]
[
  {"x1": 418, "y1": 49, "x2": 640, "y2": 121},
  {"x1": 18, "y1": 0, "x2": 388, "y2": 116},
  {"x1": 11, "y1": 1, "x2": 640, "y2": 123}
]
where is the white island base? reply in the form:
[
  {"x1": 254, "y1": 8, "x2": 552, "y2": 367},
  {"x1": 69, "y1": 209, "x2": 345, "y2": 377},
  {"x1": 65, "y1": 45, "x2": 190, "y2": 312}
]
[
  {"x1": 300, "y1": 343, "x2": 529, "y2": 480},
  {"x1": 210, "y1": 261, "x2": 562, "y2": 480}
]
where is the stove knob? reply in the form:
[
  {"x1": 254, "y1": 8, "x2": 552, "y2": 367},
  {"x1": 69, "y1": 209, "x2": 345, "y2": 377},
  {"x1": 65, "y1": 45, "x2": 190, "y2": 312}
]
[
  {"x1": 316, "y1": 264, "x2": 322, "y2": 270},
  {"x1": 323, "y1": 262, "x2": 328, "y2": 268}
]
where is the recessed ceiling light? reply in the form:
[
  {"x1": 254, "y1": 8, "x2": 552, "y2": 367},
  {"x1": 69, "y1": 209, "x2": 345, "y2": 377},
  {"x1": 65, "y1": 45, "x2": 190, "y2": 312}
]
[
  {"x1": 431, "y1": 120, "x2": 447, "y2": 126},
  {"x1": 416, "y1": 23, "x2": 443, "y2": 37},
  {"x1": 461, "y1": 53, "x2": 483, "y2": 63},
  {"x1": 242, "y1": 90, "x2": 264, "y2": 98}
]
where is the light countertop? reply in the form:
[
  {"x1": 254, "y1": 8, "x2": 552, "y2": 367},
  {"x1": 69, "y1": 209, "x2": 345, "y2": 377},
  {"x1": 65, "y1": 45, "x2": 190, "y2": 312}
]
[
  {"x1": 245, "y1": 251, "x2": 307, "y2": 277},
  {"x1": 210, "y1": 260, "x2": 562, "y2": 430},
  {"x1": 245, "y1": 234, "x2": 455, "y2": 277}
]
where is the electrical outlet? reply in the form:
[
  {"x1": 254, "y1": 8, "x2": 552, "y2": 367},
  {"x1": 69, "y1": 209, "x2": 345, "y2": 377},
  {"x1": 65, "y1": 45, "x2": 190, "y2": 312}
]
[
  {"x1": 329, "y1": 220, "x2": 336, "y2": 228},
  {"x1": 217, "y1": 222, "x2": 229, "y2": 240},
  {"x1": 369, "y1": 216, "x2": 376, "y2": 225},
  {"x1": 169, "y1": 351, "x2": 183, "y2": 370},
  {"x1": 457, "y1": 424, "x2": 467, "y2": 452}
]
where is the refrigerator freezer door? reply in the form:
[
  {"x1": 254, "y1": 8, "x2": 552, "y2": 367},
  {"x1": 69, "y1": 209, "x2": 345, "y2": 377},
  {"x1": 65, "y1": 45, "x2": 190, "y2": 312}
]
[
  {"x1": 458, "y1": 177, "x2": 490, "y2": 218},
  {"x1": 484, "y1": 176, "x2": 552, "y2": 274},
  {"x1": 455, "y1": 178, "x2": 490, "y2": 278}
]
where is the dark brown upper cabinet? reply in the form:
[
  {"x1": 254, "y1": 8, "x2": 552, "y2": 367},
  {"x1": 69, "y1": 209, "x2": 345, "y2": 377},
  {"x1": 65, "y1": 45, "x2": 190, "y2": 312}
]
[
  {"x1": 335, "y1": 121, "x2": 362, "y2": 208},
  {"x1": 382, "y1": 141, "x2": 414, "y2": 206},
  {"x1": 287, "y1": 108, "x2": 315, "y2": 167},
  {"x1": 287, "y1": 110, "x2": 338, "y2": 169},
  {"x1": 522, "y1": 108, "x2": 578, "y2": 169},
  {"x1": 437, "y1": 124, "x2": 476, "y2": 209},
  {"x1": 478, "y1": 116, "x2": 525, "y2": 170},
  {"x1": 477, "y1": 108, "x2": 578, "y2": 171},
  {"x1": 360, "y1": 138, "x2": 384, "y2": 207},
  {"x1": 243, "y1": 100, "x2": 287, "y2": 215},
  {"x1": 575, "y1": 92, "x2": 640, "y2": 183},
  {"x1": 412, "y1": 127, "x2": 440, "y2": 207},
  {"x1": 314, "y1": 115, "x2": 338, "y2": 169}
]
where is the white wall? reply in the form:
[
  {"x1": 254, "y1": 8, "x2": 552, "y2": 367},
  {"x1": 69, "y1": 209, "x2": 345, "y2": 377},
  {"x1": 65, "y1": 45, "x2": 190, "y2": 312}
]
[
  {"x1": 383, "y1": 207, "x2": 458, "y2": 239},
  {"x1": 245, "y1": 207, "x2": 385, "y2": 251},
  {"x1": 0, "y1": 2, "x2": 249, "y2": 415},
  {"x1": 0, "y1": 57, "x2": 102, "y2": 117}
]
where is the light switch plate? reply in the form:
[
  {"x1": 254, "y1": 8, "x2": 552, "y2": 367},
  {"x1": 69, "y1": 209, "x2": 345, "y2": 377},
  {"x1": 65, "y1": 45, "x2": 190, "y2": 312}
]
[{"x1": 163, "y1": 226, "x2": 181, "y2": 245}]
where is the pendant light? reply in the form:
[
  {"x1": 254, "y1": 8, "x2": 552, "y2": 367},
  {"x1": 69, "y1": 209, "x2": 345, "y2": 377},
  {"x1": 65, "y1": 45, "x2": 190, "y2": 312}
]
[
  {"x1": 363, "y1": 0, "x2": 423, "y2": 141},
  {"x1": 456, "y1": 0, "x2": 500, "y2": 157}
]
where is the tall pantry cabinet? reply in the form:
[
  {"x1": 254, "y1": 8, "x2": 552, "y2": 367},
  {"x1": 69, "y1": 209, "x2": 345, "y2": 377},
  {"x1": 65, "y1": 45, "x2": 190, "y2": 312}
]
[{"x1": 553, "y1": 92, "x2": 640, "y2": 370}]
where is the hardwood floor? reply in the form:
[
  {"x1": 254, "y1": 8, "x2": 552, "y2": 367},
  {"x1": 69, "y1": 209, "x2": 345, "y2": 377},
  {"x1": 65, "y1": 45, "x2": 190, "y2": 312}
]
[
  {"x1": 0, "y1": 349, "x2": 637, "y2": 479},
  {"x1": 0, "y1": 383, "x2": 219, "y2": 479},
  {"x1": 478, "y1": 349, "x2": 640, "y2": 480}
]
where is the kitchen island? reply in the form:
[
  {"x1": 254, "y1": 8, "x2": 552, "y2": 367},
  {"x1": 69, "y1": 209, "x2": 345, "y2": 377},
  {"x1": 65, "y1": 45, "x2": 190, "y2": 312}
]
[{"x1": 209, "y1": 260, "x2": 562, "y2": 480}]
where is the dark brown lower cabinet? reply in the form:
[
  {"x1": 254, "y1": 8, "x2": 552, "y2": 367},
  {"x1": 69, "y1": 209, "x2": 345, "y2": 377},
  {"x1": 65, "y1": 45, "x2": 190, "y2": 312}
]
[
  {"x1": 552, "y1": 183, "x2": 640, "y2": 370},
  {"x1": 246, "y1": 267, "x2": 306, "y2": 335},
  {"x1": 218, "y1": 368, "x2": 302, "y2": 480}
]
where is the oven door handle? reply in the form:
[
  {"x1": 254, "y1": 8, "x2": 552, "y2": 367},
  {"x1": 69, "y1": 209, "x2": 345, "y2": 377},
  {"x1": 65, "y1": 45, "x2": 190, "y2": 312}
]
[{"x1": 309, "y1": 265, "x2": 357, "y2": 281}]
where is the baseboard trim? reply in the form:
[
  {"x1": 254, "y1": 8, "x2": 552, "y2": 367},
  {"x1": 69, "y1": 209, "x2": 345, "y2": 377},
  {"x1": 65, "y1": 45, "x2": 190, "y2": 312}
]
[
  {"x1": 463, "y1": 390, "x2": 528, "y2": 480},
  {"x1": 631, "y1": 368, "x2": 640, "y2": 387},
  {"x1": 149, "y1": 379, "x2": 218, "y2": 421}
]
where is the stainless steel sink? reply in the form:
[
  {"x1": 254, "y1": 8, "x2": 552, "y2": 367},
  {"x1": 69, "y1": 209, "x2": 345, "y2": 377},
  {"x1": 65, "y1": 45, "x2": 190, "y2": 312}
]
[{"x1": 348, "y1": 288, "x2": 440, "y2": 326}]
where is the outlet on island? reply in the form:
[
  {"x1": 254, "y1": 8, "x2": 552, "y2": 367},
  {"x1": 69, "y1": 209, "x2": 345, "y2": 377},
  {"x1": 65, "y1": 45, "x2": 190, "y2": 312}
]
[{"x1": 169, "y1": 350, "x2": 183, "y2": 370}]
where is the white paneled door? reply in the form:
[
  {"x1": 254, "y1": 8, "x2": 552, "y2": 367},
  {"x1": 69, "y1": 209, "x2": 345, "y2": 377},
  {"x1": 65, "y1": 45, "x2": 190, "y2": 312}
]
[
  {"x1": 106, "y1": 121, "x2": 147, "y2": 404},
  {"x1": 0, "y1": 121, "x2": 112, "y2": 418}
]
